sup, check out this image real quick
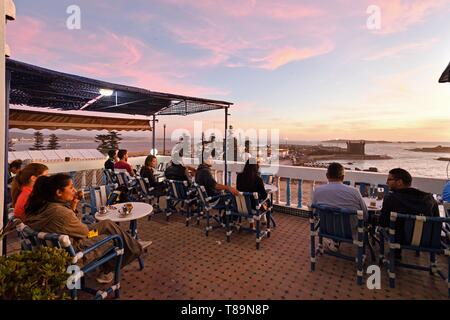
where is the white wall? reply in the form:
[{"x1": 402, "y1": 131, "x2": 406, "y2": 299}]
[{"x1": 42, "y1": 155, "x2": 448, "y2": 195}]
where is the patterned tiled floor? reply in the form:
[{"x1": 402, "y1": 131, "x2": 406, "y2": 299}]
[
  {"x1": 115, "y1": 211, "x2": 449, "y2": 300},
  {"x1": 6, "y1": 210, "x2": 448, "y2": 300}
]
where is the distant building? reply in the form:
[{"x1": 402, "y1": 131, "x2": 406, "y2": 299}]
[{"x1": 346, "y1": 140, "x2": 365, "y2": 155}]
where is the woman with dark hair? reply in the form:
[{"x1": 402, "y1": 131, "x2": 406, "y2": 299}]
[
  {"x1": 25, "y1": 174, "x2": 143, "y2": 284},
  {"x1": 140, "y1": 155, "x2": 164, "y2": 189},
  {"x1": 236, "y1": 160, "x2": 268, "y2": 201},
  {"x1": 11, "y1": 163, "x2": 49, "y2": 221},
  {"x1": 236, "y1": 160, "x2": 269, "y2": 226}
]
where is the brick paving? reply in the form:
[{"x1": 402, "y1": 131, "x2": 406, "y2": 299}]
[{"x1": 116, "y1": 211, "x2": 449, "y2": 300}]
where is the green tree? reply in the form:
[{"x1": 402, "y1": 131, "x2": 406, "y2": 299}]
[
  {"x1": 95, "y1": 131, "x2": 122, "y2": 154},
  {"x1": 29, "y1": 131, "x2": 45, "y2": 151},
  {"x1": 108, "y1": 131, "x2": 122, "y2": 150},
  {"x1": 46, "y1": 134, "x2": 61, "y2": 150},
  {"x1": 8, "y1": 139, "x2": 15, "y2": 152},
  {"x1": 95, "y1": 134, "x2": 111, "y2": 154}
]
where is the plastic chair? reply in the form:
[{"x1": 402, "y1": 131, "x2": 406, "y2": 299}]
[
  {"x1": 310, "y1": 204, "x2": 367, "y2": 285},
  {"x1": 15, "y1": 220, "x2": 124, "y2": 300},
  {"x1": 193, "y1": 183, "x2": 230, "y2": 236},
  {"x1": 165, "y1": 180, "x2": 198, "y2": 225},
  {"x1": 379, "y1": 212, "x2": 450, "y2": 298},
  {"x1": 225, "y1": 192, "x2": 272, "y2": 250}
]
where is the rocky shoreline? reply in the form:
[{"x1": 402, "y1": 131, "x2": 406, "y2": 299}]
[{"x1": 407, "y1": 145, "x2": 450, "y2": 153}]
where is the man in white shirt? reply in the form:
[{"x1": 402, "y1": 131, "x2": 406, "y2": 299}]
[{"x1": 312, "y1": 163, "x2": 368, "y2": 251}]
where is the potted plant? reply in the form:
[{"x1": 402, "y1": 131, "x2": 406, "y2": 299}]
[{"x1": 0, "y1": 246, "x2": 73, "y2": 300}]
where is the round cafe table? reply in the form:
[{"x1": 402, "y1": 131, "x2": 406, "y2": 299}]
[{"x1": 95, "y1": 202, "x2": 153, "y2": 239}]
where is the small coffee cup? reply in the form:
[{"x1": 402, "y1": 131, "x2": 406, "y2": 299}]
[{"x1": 99, "y1": 206, "x2": 107, "y2": 215}]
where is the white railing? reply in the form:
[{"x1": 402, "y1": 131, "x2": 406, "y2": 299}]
[{"x1": 43, "y1": 156, "x2": 448, "y2": 210}]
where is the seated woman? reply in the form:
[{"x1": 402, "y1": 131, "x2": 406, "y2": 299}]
[
  {"x1": 140, "y1": 155, "x2": 166, "y2": 194},
  {"x1": 11, "y1": 163, "x2": 49, "y2": 222},
  {"x1": 236, "y1": 160, "x2": 268, "y2": 201},
  {"x1": 25, "y1": 174, "x2": 144, "y2": 284},
  {"x1": 236, "y1": 160, "x2": 269, "y2": 225}
]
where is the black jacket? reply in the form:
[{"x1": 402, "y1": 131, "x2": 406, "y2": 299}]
[
  {"x1": 379, "y1": 187, "x2": 440, "y2": 243},
  {"x1": 140, "y1": 166, "x2": 165, "y2": 189},
  {"x1": 195, "y1": 164, "x2": 218, "y2": 197},
  {"x1": 236, "y1": 173, "x2": 267, "y2": 201},
  {"x1": 164, "y1": 162, "x2": 191, "y2": 183},
  {"x1": 104, "y1": 158, "x2": 115, "y2": 171}
]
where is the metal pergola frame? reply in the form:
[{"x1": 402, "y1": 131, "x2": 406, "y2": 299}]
[{"x1": 2, "y1": 59, "x2": 233, "y2": 255}]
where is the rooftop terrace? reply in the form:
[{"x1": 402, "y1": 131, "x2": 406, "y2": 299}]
[{"x1": 9, "y1": 209, "x2": 445, "y2": 300}]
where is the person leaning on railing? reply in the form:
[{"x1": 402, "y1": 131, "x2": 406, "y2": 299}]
[{"x1": 24, "y1": 173, "x2": 144, "y2": 284}]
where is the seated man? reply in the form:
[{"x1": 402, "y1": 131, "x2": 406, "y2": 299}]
[
  {"x1": 312, "y1": 163, "x2": 368, "y2": 251},
  {"x1": 195, "y1": 159, "x2": 239, "y2": 198},
  {"x1": 114, "y1": 149, "x2": 135, "y2": 176},
  {"x1": 104, "y1": 149, "x2": 117, "y2": 171},
  {"x1": 164, "y1": 158, "x2": 195, "y2": 183},
  {"x1": 443, "y1": 180, "x2": 450, "y2": 203},
  {"x1": 379, "y1": 168, "x2": 440, "y2": 257}
]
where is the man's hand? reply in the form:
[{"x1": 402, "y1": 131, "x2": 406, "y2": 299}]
[{"x1": 228, "y1": 186, "x2": 240, "y2": 196}]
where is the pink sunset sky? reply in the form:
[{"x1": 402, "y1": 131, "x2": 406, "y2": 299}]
[{"x1": 7, "y1": 0, "x2": 450, "y2": 141}]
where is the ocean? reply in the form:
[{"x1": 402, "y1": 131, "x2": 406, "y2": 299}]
[{"x1": 11, "y1": 139, "x2": 450, "y2": 179}]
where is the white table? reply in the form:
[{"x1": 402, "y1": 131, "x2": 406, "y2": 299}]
[
  {"x1": 95, "y1": 202, "x2": 153, "y2": 238},
  {"x1": 363, "y1": 198, "x2": 383, "y2": 212},
  {"x1": 363, "y1": 198, "x2": 448, "y2": 218}
]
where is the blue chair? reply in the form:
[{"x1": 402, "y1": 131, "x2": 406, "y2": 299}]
[
  {"x1": 80, "y1": 185, "x2": 121, "y2": 224},
  {"x1": 165, "y1": 180, "x2": 198, "y2": 225},
  {"x1": 15, "y1": 220, "x2": 124, "y2": 300},
  {"x1": 380, "y1": 212, "x2": 450, "y2": 297},
  {"x1": 310, "y1": 204, "x2": 367, "y2": 285},
  {"x1": 103, "y1": 169, "x2": 118, "y2": 186},
  {"x1": 193, "y1": 183, "x2": 230, "y2": 236},
  {"x1": 225, "y1": 192, "x2": 272, "y2": 250},
  {"x1": 355, "y1": 182, "x2": 371, "y2": 197}
]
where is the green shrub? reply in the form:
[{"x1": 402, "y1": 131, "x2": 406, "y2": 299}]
[{"x1": 0, "y1": 247, "x2": 73, "y2": 300}]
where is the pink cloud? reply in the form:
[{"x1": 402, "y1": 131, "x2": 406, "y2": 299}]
[
  {"x1": 7, "y1": 16, "x2": 228, "y2": 98},
  {"x1": 165, "y1": 0, "x2": 323, "y2": 19},
  {"x1": 373, "y1": 0, "x2": 450, "y2": 34},
  {"x1": 254, "y1": 42, "x2": 335, "y2": 70},
  {"x1": 364, "y1": 38, "x2": 439, "y2": 61},
  {"x1": 164, "y1": 2, "x2": 335, "y2": 70}
]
